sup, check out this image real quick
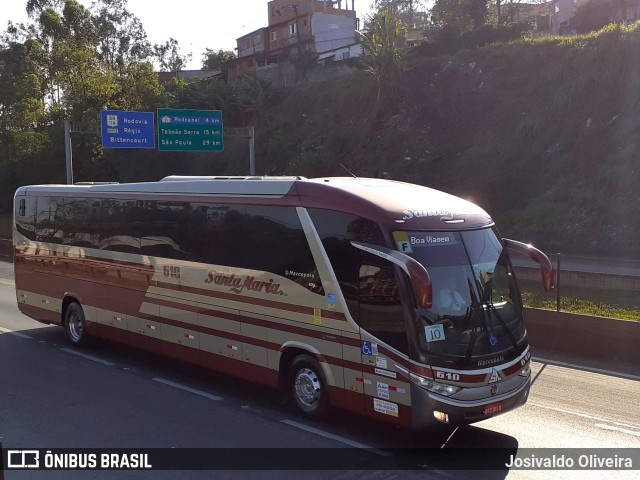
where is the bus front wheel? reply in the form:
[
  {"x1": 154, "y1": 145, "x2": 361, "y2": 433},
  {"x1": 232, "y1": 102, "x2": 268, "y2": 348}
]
[
  {"x1": 289, "y1": 355, "x2": 328, "y2": 419},
  {"x1": 64, "y1": 302, "x2": 87, "y2": 347}
]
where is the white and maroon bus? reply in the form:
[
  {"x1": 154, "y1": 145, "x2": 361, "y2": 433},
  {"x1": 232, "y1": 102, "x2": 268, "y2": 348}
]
[{"x1": 13, "y1": 176, "x2": 553, "y2": 430}]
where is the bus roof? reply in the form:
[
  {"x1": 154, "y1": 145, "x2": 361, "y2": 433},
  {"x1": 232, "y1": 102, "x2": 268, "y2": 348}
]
[
  {"x1": 15, "y1": 176, "x2": 493, "y2": 230},
  {"x1": 300, "y1": 178, "x2": 492, "y2": 229}
]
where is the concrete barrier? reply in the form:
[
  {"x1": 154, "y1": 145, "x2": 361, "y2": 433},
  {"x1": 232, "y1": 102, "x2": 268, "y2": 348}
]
[
  {"x1": 524, "y1": 307, "x2": 640, "y2": 365},
  {"x1": 0, "y1": 239, "x2": 12, "y2": 261}
]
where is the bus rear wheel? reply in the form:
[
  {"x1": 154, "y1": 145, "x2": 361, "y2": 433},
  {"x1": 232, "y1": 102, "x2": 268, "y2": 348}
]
[
  {"x1": 289, "y1": 355, "x2": 329, "y2": 419},
  {"x1": 64, "y1": 302, "x2": 87, "y2": 347}
]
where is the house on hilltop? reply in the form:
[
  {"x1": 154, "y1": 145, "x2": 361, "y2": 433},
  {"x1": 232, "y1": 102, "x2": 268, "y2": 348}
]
[
  {"x1": 549, "y1": 0, "x2": 640, "y2": 35},
  {"x1": 503, "y1": 0, "x2": 640, "y2": 36},
  {"x1": 227, "y1": 0, "x2": 361, "y2": 85},
  {"x1": 504, "y1": 1, "x2": 555, "y2": 33},
  {"x1": 611, "y1": 0, "x2": 640, "y2": 22}
]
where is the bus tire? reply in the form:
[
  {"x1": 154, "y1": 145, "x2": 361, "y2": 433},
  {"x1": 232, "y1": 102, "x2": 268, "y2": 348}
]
[
  {"x1": 64, "y1": 302, "x2": 87, "y2": 347},
  {"x1": 289, "y1": 354, "x2": 329, "y2": 419}
]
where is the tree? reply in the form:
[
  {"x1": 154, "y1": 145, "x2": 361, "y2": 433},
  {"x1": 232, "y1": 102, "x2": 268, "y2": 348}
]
[
  {"x1": 154, "y1": 37, "x2": 191, "y2": 72},
  {"x1": 0, "y1": 38, "x2": 49, "y2": 158},
  {"x1": 92, "y1": 0, "x2": 153, "y2": 69},
  {"x1": 0, "y1": 0, "x2": 165, "y2": 191},
  {"x1": 431, "y1": 0, "x2": 488, "y2": 33},
  {"x1": 201, "y1": 48, "x2": 236, "y2": 70},
  {"x1": 26, "y1": 0, "x2": 65, "y2": 18},
  {"x1": 360, "y1": 10, "x2": 408, "y2": 103},
  {"x1": 371, "y1": 0, "x2": 430, "y2": 28}
]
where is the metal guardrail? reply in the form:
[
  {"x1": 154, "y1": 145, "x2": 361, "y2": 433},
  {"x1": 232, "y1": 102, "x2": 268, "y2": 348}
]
[{"x1": 512, "y1": 252, "x2": 639, "y2": 318}]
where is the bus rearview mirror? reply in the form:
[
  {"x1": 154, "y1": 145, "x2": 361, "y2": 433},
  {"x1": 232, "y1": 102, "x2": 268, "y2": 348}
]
[{"x1": 504, "y1": 239, "x2": 554, "y2": 292}]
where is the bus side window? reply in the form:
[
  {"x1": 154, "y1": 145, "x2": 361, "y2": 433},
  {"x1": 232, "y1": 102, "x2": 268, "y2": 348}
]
[
  {"x1": 62, "y1": 198, "x2": 94, "y2": 248},
  {"x1": 97, "y1": 199, "x2": 140, "y2": 253},
  {"x1": 307, "y1": 209, "x2": 386, "y2": 322},
  {"x1": 141, "y1": 201, "x2": 189, "y2": 259},
  {"x1": 243, "y1": 205, "x2": 322, "y2": 294},
  {"x1": 15, "y1": 196, "x2": 37, "y2": 241},
  {"x1": 358, "y1": 264, "x2": 409, "y2": 355},
  {"x1": 188, "y1": 203, "x2": 245, "y2": 267},
  {"x1": 36, "y1": 196, "x2": 65, "y2": 244}
]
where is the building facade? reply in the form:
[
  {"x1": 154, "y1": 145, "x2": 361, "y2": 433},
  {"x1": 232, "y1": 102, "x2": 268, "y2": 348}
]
[{"x1": 228, "y1": 0, "x2": 359, "y2": 84}]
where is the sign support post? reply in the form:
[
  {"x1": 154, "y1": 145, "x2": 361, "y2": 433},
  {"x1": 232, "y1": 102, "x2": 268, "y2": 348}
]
[
  {"x1": 249, "y1": 126, "x2": 255, "y2": 176},
  {"x1": 224, "y1": 127, "x2": 255, "y2": 175},
  {"x1": 64, "y1": 119, "x2": 73, "y2": 185}
]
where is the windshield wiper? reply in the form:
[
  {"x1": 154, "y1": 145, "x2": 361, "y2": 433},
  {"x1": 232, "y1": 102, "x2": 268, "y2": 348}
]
[
  {"x1": 479, "y1": 259, "x2": 520, "y2": 352},
  {"x1": 464, "y1": 278, "x2": 482, "y2": 363}
]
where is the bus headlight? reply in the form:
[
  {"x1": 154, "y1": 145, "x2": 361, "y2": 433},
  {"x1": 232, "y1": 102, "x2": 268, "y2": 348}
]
[
  {"x1": 410, "y1": 373, "x2": 461, "y2": 397},
  {"x1": 518, "y1": 363, "x2": 531, "y2": 377}
]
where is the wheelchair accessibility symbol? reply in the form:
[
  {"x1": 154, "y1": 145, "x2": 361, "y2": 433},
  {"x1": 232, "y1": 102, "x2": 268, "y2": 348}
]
[{"x1": 361, "y1": 341, "x2": 377, "y2": 356}]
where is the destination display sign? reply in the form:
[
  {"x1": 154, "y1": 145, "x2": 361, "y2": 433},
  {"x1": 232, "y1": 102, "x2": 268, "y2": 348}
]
[{"x1": 157, "y1": 108, "x2": 224, "y2": 152}]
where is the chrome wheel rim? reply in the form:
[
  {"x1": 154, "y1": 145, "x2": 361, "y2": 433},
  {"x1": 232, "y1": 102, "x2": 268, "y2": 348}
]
[
  {"x1": 68, "y1": 310, "x2": 83, "y2": 342},
  {"x1": 294, "y1": 367, "x2": 321, "y2": 409}
]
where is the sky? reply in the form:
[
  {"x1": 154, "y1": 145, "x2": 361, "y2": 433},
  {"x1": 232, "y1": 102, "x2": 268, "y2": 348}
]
[{"x1": 0, "y1": 0, "x2": 374, "y2": 70}]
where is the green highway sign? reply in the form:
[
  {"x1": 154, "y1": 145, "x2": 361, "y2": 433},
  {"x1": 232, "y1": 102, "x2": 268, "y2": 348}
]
[{"x1": 157, "y1": 108, "x2": 223, "y2": 152}]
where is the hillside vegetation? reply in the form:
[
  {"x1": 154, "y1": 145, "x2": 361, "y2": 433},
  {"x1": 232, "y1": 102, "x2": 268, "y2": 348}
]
[
  {"x1": 256, "y1": 23, "x2": 640, "y2": 257},
  {"x1": 2, "y1": 22, "x2": 640, "y2": 258}
]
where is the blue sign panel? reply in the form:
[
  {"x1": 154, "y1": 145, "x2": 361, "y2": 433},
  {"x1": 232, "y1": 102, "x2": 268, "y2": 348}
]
[{"x1": 101, "y1": 110, "x2": 155, "y2": 149}]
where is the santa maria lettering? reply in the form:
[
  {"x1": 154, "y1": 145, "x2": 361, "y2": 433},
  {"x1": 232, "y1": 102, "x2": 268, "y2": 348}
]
[
  {"x1": 205, "y1": 272, "x2": 284, "y2": 296},
  {"x1": 402, "y1": 208, "x2": 477, "y2": 220}
]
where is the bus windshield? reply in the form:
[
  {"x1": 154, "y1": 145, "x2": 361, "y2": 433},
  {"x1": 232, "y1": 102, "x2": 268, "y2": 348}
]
[{"x1": 392, "y1": 228, "x2": 525, "y2": 362}]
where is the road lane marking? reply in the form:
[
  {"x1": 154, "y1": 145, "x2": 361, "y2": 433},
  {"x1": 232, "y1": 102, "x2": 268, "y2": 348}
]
[
  {"x1": 440, "y1": 426, "x2": 459, "y2": 449},
  {"x1": 10, "y1": 331, "x2": 33, "y2": 339},
  {"x1": 528, "y1": 402, "x2": 640, "y2": 431},
  {"x1": 60, "y1": 348, "x2": 115, "y2": 366},
  {"x1": 532, "y1": 357, "x2": 640, "y2": 382},
  {"x1": 152, "y1": 377, "x2": 223, "y2": 401},
  {"x1": 530, "y1": 362, "x2": 547, "y2": 387},
  {"x1": 280, "y1": 419, "x2": 390, "y2": 456},
  {"x1": 0, "y1": 326, "x2": 33, "y2": 339},
  {"x1": 595, "y1": 423, "x2": 640, "y2": 437}
]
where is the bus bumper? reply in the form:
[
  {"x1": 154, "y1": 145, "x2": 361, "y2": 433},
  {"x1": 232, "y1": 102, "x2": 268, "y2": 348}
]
[{"x1": 411, "y1": 374, "x2": 531, "y2": 429}]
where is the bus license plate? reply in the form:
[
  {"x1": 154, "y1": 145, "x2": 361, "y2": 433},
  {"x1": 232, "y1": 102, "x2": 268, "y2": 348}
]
[{"x1": 483, "y1": 402, "x2": 503, "y2": 416}]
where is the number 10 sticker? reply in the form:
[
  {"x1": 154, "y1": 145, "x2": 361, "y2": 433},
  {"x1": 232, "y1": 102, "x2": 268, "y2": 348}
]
[{"x1": 425, "y1": 324, "x2": 445, "y2": 343}]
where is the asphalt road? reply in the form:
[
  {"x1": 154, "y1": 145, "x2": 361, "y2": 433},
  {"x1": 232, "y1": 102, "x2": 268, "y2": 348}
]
[{"x1": 0, "y1": 266, "x2": 639, "y2": 480}]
